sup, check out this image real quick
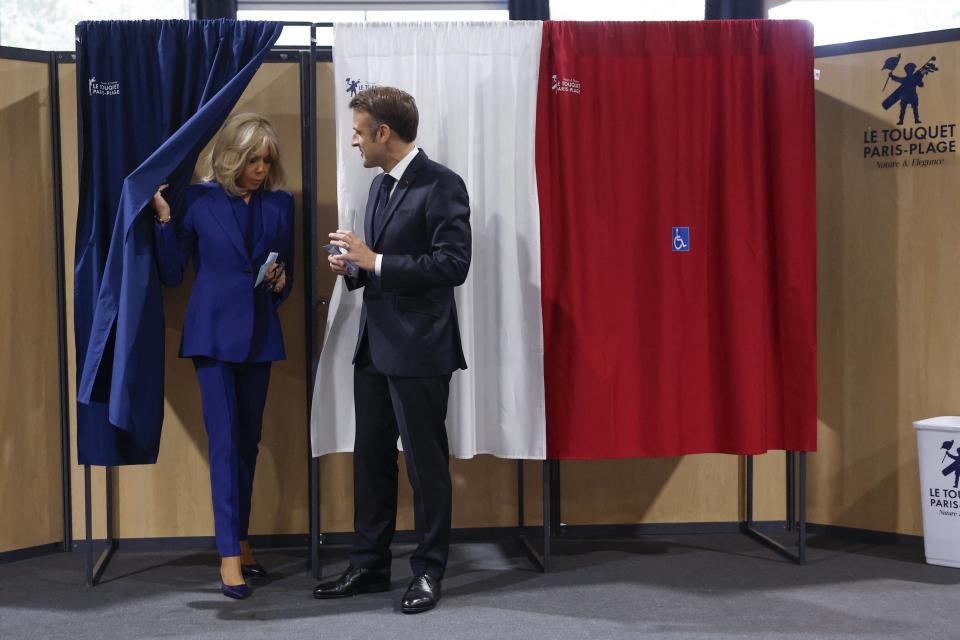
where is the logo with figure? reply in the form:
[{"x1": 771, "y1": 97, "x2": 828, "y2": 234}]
[
  {"x1": 880, "y1": 54, "x2": 939, "y2": 125},
  {"x1": 941, "y1": 440, "x2": 960, "y2": 488},
  {"x1": 345, "y1": 77, "x2": 377, "y2": 97}
]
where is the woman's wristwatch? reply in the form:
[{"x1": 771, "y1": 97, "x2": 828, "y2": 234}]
[{"x1": 155, "y1": 214, "x2": 172, "y2": 225}]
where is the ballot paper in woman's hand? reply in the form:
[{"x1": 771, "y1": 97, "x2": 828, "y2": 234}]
[{"x1": 254, "y1": 252, "x2": 279, "y2": 287}]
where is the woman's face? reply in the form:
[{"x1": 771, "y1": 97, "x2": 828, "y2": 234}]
[{"x1": 238, "y1": 142, "x2": 273, "y2": 193}]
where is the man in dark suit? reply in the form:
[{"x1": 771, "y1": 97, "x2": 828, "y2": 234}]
[{"x1": 314, "y1": 86, "x2": 471, "y2": 614}]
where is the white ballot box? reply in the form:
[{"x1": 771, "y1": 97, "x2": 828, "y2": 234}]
[{"x1": 913, "y1": 416, "x2": 960, "y2": 568}]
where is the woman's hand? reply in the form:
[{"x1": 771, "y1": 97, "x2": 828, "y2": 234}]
[
  {"x1": 264, "y1": 262, "x2": 286, "y2": 293},
  {"x1": 151, "y1": 184, "x2": 171, "y2": 221}
]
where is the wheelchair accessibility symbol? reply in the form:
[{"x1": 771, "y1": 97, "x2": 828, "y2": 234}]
[{"x1": 672, "y1": 227, "x2": 690, "y2": 252}]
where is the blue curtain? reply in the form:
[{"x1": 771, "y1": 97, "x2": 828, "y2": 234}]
[{"x1": 74, "y1": 20, "x2": 282, "y2": 465}]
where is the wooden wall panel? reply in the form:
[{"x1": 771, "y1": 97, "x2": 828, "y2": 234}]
[
  {"x1": 812, "y1": 41, "x2": 960, "y2": 535},
  {"x1": 0, "y1": 58, "x2": 62, "y2": 553}
]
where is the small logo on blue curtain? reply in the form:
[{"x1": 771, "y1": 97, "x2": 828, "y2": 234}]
[
  {"x1": 880, "y1": 54, "x2": 938, "y2": 126},
  {"x1": 345, "y1": 77, "x2": 378, "y2": 97},
  {"x1": 88, "y1": 77, "x2": 119, "y2": 96},
  {"x1": 672, "y1": 227, "x2": 690, "y2": 252}
]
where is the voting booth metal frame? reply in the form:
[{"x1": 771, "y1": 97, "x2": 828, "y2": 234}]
[
  {"x1": 54, "y1": 21, "x2": 546, "y2": 585},
  {"x1": 521, "y1": 454, "x2": 807, "y2": 573},
  {"x1": 68, "y1": 21, "x2": 334, "y2": 586},
  {"x1": 46, "y1": 22, "x2": 549, "y2": 584},
  {"x1": 1, "y1": 21, "x2": 806, "y2": 584}
]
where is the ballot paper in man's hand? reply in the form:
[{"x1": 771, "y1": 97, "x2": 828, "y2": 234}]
[
  {"x1": 323, "y1": 243, "x2": 359, "y2": 277},
  {"x1": 254, "y1": 252, "x2": 279, "y2": 287}
]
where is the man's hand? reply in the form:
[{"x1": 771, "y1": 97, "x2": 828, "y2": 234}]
[{"x1": 328, "y1": 229, "x2": 377, "y2": 272}]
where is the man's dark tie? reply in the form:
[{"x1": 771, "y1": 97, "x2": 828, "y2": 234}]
[{"x1": 372, "y1": 174, "x2": 396, "y2": 239}]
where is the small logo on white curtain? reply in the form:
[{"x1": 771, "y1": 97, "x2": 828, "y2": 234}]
[
  {"x1": 551, "y1": 74, "x2": 581, "y2": 95},
  {"x1": 345, "y1": 77, "x2": 378, "y2": 97},
  {"x1": 88, "y1": 77, "x2": 120, "y2": 96}
]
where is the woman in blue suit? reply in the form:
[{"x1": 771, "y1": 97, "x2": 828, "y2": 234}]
[{"x1": 150, "y1": 113, "x2": 294, "y2": 599}]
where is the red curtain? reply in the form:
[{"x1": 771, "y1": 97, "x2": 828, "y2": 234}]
[{"x1": 537, "y1": 20, "x2": 817, "y2": 459}]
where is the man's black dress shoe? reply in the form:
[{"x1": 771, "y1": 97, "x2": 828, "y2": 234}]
[
  {"x1": 241, "y1": 563, "x2": 268, "y2": 578},
  {"x1": 312, "y1": 566, "x2": 391, "y2": 599},
  {"x1": 401, "y1": 574, "x2": 441, "y2": 614}
]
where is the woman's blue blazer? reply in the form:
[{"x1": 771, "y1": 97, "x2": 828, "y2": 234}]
[{"x1": 154, "y1": 182, "x2": 294, "y2": 363}]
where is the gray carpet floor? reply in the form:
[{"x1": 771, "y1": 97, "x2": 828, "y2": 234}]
[{"x1": 1, "y1": 533, "x2": 958, "y2": 639}]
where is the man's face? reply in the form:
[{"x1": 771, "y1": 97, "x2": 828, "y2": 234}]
[{"x1": 351, "y1": 109, "x2": 385, "y2": 169}]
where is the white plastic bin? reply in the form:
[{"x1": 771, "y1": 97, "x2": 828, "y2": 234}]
[{"x1": 913, "y1": 416, "x2": 960, "y2": 568}]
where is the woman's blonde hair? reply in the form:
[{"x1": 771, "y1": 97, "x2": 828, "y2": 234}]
[{"x1": 202, "y1": 113, "x2": 285, "y2": 197}]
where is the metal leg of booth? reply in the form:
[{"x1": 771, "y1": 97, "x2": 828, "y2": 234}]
[
  {"x1": 549, "y1": 459, "x2": 562, "y2": 538},
  {"x1": 84, "y1": 465, "x2": 117, "y2": 586},
  {"x1": 741, "y1": 452, "x2": 807, "y2": 564},
  {"x1": 309, "y1": 457, "x2": 322, "y2": 580},
  {"x1": 799, "y1": 452, "x2": 808, "y2": 564},
  {"x1": 786, "y1": 451, "x2": 796, "y2": 532},
  {"x1": 517, "y1": 459, "x2": 554, "y2": 572}
]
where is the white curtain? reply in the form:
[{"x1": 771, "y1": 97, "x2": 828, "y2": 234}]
[{"x1": 311, "y1": 21, "x2": 546, "y2": 459}]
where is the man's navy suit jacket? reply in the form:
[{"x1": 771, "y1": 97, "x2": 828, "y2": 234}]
[
  {"x1": 154, "y1": 182, "x2": 294, "y2": 363},
  {"x1": 346, "y1": 150, "x2": 471, "y2": 377}
]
